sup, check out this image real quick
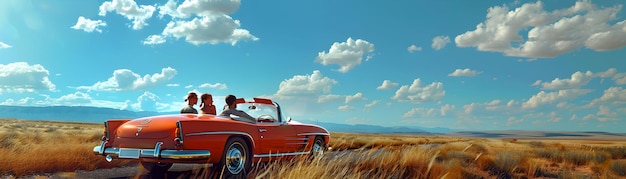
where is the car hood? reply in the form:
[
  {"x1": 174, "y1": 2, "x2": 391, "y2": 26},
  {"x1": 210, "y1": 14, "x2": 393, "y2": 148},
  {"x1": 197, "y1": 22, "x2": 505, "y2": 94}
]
[{"x1": 116, "y1": 115, "x2": 186, "y2": 139}]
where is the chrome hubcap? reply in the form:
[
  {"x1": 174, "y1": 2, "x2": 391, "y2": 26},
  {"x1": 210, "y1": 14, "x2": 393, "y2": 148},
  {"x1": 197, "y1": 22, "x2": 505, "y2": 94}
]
[
  {"x1": 226, "y1": 143, "x2": 245, "y2": 174},
  {"x1": 312, "y1": 139, "x2": 324, "y2": 156}
]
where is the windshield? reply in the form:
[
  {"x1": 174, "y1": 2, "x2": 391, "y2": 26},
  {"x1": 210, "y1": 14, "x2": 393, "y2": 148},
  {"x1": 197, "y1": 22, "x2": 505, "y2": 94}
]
[{"x1": 237, "y1": 103, "x2": 279, "y2": 122}]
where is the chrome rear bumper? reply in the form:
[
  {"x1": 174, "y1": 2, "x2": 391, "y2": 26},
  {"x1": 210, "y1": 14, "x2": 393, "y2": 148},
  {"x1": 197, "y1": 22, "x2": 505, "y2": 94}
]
[{"x1": 93, "y1": 141, "x2": 211, "y2": 160}]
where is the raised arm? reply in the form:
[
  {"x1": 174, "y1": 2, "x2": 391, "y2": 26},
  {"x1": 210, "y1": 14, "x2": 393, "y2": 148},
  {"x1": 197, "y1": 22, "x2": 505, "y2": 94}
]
[
  {"x1": 220, "y1": 109, "x2": 256, "y2": 123},
  {"x1": 231, "y1": 110, "x2": 256, "y2": 123}
]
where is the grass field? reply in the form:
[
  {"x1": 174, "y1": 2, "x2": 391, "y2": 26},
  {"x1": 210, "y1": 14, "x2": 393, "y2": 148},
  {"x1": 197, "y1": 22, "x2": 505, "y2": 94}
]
[
  {"x1": 0, "y1": 118, "x2": 625, "y2": 178},
  {"x1": 258, "y1": 133, "x2": 626, "y2": 178},
  {"x1": 0, "y1": 119, "x2": 131, "y2": 177}
]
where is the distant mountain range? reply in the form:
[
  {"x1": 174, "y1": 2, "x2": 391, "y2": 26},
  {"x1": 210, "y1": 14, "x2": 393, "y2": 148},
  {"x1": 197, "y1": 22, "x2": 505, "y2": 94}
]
[
  {"x1": 0, "y1": 105, "x2": 168, "y2": 123},
  {"x1": 2, "y1": 106, "x2": 623, "y2": 138},
  {"x1": 0, "y1": 105, "x2": 448, "y2": 133},
  {"x1": 298, "y1": 120, "x2": 453, "y2": 134}
]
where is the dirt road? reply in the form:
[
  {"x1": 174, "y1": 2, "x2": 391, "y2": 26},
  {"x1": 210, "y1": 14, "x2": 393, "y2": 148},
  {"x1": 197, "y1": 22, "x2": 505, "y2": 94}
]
[{"x1": 21, "y1": 164, "x2": 212, "y2": 179}]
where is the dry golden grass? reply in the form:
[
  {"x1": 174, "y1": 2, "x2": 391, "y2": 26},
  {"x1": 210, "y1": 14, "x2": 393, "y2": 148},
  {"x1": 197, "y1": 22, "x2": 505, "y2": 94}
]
[
  {"x1": 1, "y1": 119, "x2": 625, "y2": 178},
  {"x1": 255, "y1": 132, "x2": 626, "y2": 178},
  {"x1": 0, "y1": 119, "x2": 132, "y2": 177}
]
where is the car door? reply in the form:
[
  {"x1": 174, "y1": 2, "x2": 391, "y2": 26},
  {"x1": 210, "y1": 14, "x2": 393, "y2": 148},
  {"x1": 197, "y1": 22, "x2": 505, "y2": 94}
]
[{"x1": 256, "y1": 122, "x2": 298, "y2": 156}]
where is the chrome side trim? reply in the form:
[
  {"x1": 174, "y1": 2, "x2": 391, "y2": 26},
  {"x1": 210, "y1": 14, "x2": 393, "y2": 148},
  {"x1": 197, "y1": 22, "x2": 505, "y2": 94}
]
[
  {"x1": 297, "y1": 133, "x2": 330, "y2": 136},
  {"x1": 253, "y1": 152, "x2": 309, "y2": 158},
  {"x1": 287, "y1": 138, "x2": 308, "y2": 141},
  {"x1": 186, "y1": 131, "x2": 252, "y2": 139}
]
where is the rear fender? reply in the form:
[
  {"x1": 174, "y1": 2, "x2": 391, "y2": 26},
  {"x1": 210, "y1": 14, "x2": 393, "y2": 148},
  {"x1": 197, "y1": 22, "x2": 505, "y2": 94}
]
[{"x1": 105, "y1": 119, "x2": 131, "y2": 146}]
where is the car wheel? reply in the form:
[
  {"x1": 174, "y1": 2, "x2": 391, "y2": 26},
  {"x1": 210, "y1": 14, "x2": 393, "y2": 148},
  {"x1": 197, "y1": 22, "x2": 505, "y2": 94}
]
[
  {"x1": 310, "y1": 136, "x2": 326, "y2": 159},
  {"x1": 217, "y1": 137, "x2": 251, "y2": 178},
  {"x1": 140, "y1": 162, "x2": 173, "y2": 173}
]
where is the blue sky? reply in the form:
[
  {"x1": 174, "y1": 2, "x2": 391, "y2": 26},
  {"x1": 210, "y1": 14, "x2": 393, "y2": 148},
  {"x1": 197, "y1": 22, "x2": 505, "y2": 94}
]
[{"x1": 1, "y1": 0, "x2": 626, "y2": 132}]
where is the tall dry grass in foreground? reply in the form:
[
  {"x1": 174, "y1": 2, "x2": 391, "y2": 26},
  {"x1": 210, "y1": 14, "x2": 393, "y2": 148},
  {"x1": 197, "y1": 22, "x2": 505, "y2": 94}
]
[
  {"x1": 0, "y1": 119, "x2": 131, "y2": 176},
  {"x1": 255, "y1": 133, "x2": 626, "y2": 178},
  {"x1": 1, "y1": 119, "x2": 625, "y2": 178}
]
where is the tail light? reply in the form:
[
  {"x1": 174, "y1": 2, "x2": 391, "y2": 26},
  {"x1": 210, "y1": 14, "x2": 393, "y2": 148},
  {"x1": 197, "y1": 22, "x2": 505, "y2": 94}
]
[{"x1": 174, "y1": 121, "x2": 184, "y2": 146}]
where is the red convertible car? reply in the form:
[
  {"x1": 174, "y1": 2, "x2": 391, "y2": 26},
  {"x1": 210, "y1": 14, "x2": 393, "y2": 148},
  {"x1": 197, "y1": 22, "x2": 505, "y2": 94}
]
[{"x1": 93, "y1": 97, "x2": 330, "y2": 177}]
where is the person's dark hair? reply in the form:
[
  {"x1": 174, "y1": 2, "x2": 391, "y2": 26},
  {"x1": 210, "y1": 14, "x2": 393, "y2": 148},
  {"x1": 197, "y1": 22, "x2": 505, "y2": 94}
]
[
  {"x1": 200, "y1": 93, "x2": 212, "y2": 106},
  {"x1": 184, "y1": 92, "x2": 197, "y2": 102},
  {"x1": 201, "y1": 93, "x2": 212, "y2": 101},
  {"x1": 225, "y1": 94, "x2": 236, "y2": 106}
]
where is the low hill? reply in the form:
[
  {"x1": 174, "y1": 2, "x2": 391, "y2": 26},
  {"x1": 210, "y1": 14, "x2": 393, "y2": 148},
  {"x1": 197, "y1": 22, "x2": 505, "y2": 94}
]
[
  {"x1": 0, "y1": 105, "x2": 168, "y2": 123},
  {"x1": 0, "y1": 105, "x2": 446, "y2": 133}
]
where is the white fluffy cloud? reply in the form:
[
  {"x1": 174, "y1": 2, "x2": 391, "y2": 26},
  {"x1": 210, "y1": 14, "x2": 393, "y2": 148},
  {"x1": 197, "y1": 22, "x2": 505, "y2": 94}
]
[
  {"x1": 338, "y1": 105, "x2": 354, "y2": 111},
  {"x1": 275, "y1": 70, "x2": 338, "y2": 97},
  {"x1": 596, "y1": 105, "x2": 619, "y2": 121},
  {"x1": 448, "y1": 68, "x2": 479, "y2": 77},
  {"x1": 317, "y1": 94, "x2": 342, "y2": 103},
  {"x1": 407, "y1": 45, "x2": 422, "y2": 53},
  {"x1": 136, "y1": 91, "x2": 160, "y2": 111},
  {"x1": 0, "y1": 62, "x2": 56, "y2": 93},
  {"x1": 269, "y1": 70, "x2": 339, "y2": 116},
  {"x1": 161, "y1": 14, "x2": 258, "y2": 45},
  {"x1": 463, "y1": 103, "x2": 479, "y2": 114},
  {"x1": 198, "y1": 83, "x2": 227, "y2": 90},
  {"x1": 538, "y1": 71, "x2": 594, "y2": 90},
  {"x1": 150, "y1": 0, "x2": 257, "y2": 45},
  {"x1": 440, "y1": 104, "x2": 455, "y2": 116},
  {"x1": 143, "y1": 35, "x2": 166, "y2": 45},
  {"x1": 403, "y1": 108, "x2": 436, "y2": 118},
  {"x1": 587, "y1": 87, "x2": 626, "y2": 107},
  {"x1": 345, "y1": 92, "x2": 366, "y2": 104},
  {"x1": 315, "y1": 38, "x2": 375, "y2": 73},
  {"x1": 169, "y1": 0, "x2": 241, "y2": 18},
  {"x1": 157, "y1": 0, "x2": 179, "y2": 18},
  {"x1": 116, "y1": 91, "x2": 169, "y2": 111},
  {"x1": 364, "y1": 100, "x2": 379, "y2": 108},
  {"x1": 0, "y1": 93, "x2": 134, "y2": 110},
  {"x1": 376, "y1": 80, "x2": 398, "y2": 90},
  {"x1": 79, "y1": 67, "x2": 177, "y2": 92},
  {"x1": 522, "y1": 89, "x2": 592, "y2": 109},
  {"x1": 71, "y1": 16, "x2": 107, "y2": 33},
  {"x1": 405, "y1": 104, "x2": 456, "y2": 118},
  {"x1": 1, "y1": 97, "x2": 35, "y2": 106},
  {"x1": 455, "y1": 1, "x2": 626, "y2": 58},
  {"x1": 431, "y1": 36, "x2": 450, "y2": 50},
  {"x1": 612, "y1": 72, "x2": 626, "y2": 85},
  {"x1": 57, "y1": 92, "x2": 92, "y2": 105},
  {"x1": 463, "y1": 100, "x2": 504, "y2": 114},
  {"x1": 534, "y1": 69, "x2": 626, "y2": 90},
  {"x1": 596, "y1": 68, "x2": 617, "y2": 78},
  {"x1": 392, "y1": 79, "x2": 445, "y2": 104},
  {"x1": 0, "y1": 42, "x2": 12, "y2": 48},
  {"x1": 99, "y1": 0, "x2": 156, "y2": 30},
  {"x1": 403, "y1": 105, "x2": 457, "y2": 118},
  {"x1": 507, "y1": 116, "x2": 524, "y2": 126},
  {"x1": 584, "y1": 21, "x2": 626, "y2": 51}
]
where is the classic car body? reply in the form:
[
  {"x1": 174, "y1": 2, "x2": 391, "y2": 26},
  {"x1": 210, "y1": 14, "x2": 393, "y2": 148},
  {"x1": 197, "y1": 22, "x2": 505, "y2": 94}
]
[{"x1": 93, "y1": 97, "x2": 330, "y2": 176}]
